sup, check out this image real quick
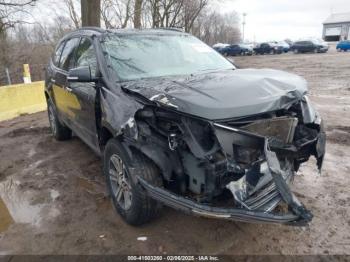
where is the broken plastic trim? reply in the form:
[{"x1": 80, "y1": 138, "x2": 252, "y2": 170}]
[
  {"x1": 137, "y1": 177, "x2": 306, "y2": 225},
  {"x1": 135, "y1": 120, "x2": 314, "y2": 224},
  {"x1": 213, "y1": 122, "x2": 313, "y2": 223}
]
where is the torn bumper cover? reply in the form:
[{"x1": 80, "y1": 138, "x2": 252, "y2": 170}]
[
  {"x1": 138, "y1": 177, "x2": 301, "y2": 224},
  {"x1": 137, "y1": 119, "x2": 325, "y2": 225}
]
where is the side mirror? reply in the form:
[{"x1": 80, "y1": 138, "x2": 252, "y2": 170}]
[{"x1": 67, "y1": 66, "x2": 96, "y2": 82}]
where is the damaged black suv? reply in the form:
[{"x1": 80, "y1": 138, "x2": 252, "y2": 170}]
[{"x1": 45, "y1": 27, "x2": 326, "y2": 226}]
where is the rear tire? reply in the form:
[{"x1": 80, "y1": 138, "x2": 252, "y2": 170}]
[
  {"x1": 104, "y1": 139, "x2": 163, "y2": 226},
  {"x1": 47, "y1": 100, "x2": 72, "y2": 141}
]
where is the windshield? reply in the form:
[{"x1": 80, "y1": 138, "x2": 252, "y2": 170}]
[{"x1": 103, "y1": 33, "x2": 235, "y2": 81}]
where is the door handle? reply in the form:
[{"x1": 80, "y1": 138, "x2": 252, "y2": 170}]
[
  {"x1": 66, "y1": 87, "x2": 73, "y2": 92},
  {"x1": 51, "y1": 78, "x2": 56, "y2": 83}
]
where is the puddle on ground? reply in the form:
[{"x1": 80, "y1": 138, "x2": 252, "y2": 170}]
[{"x1": 0, "y1": 178, "x2": 60, "y2": 233}]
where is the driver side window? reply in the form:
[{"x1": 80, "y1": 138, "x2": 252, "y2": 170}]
[{"x1": 75, "y1": 37, "x2": 97, "y2": 76}]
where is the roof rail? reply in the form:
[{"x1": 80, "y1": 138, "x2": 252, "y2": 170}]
[
  {"x1": 79, "y1": 27, "x2": 106, "y2": 33},
  {"x1": 158, "y1": 27, "x2": 185, "y2": 32}
]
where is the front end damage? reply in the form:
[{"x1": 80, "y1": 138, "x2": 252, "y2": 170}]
[{"x1": 122, "y1": 95, "x2": 325, "y2": 225}]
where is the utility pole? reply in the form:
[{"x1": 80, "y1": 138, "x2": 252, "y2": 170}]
[
  {"x1": 5, "y1": 68, "x2": 11, "y2": 86},
  {"x1": 81, "y1": 0, "x2": 101, "y2": 27},
  {"x1": 242, "y1": 13, "x2": 247, "y2": 43}
]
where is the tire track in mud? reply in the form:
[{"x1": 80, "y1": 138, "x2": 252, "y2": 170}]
[
  {"x1": 326, "y1": 125, "x2": 350, "y2": 146},
  {"x1": 1, "y1": 127, "x2": 50, "y2": 138}
]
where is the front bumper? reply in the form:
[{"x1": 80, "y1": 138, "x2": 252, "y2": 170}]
[
  {"x1": 138, "y1": 127, "x2": 324, "y2": 225},
  {"x1": 137, "y1": 98, "x2": 325, "y2": 225},
  {"x1": 318, "y1": 47, "x2": 329, "y2": 53},
  {"x1": 138, "y1": 177, "x2": 304, "y2": 225}
]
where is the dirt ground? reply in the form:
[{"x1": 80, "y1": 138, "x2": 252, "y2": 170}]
[{"x1": 0, "y1": 49, "x2": 350, "y2": 255}]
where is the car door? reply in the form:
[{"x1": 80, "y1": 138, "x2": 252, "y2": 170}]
[
  {"x1": 66, "y1": 37, "x2": 99, "y2": 150},
  {"x1": 261, "y1": 43, "x2": 269, "y2": 54},
  {"x1": 52, "y1": 37, "x2": 81, "y2": 125},
  {"x1": 345, "y1": 41, "x2": 350, "y2": 50},
  {"x1": 297, "y1": 42, "x2": 304, "y2": 52},
  {"x1": 228, "y1": 45, "x2": 235, "y2": 55},
  {"x1": 47, "y1": 40, "x2": 65, "y2": 114},
  {"x1": 306, "y1": 41, "x2": 314, "y2": 52}
]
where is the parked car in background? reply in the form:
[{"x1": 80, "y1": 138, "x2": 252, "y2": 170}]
[
  {"x1": 291, "y1": 40, "x2": 328, "y2": 54},
  {"x1": 314, "y1": 39, "x2": 329, "y2": 51},
  {"x1": 336, "y1": 40, "x2": 350, "y2": 51},
  {"x1": 284, "y1": 39, "x2": 293, "y2": 46},
  {"x1": 242, "y1": 42, "x2": 255, "y2": 49},
  {"x1": 218, "y1": 44, "x2": 253, "y2": 56},
  {"x1": 277, "y1": 41, "x2": 290, "y2": 52},
  {"x1": 253, "y1": 42, "x2": 283, "y2": 55},
  {"x1": 213, "y1": 43, "x2": 228, "y2": 50}
]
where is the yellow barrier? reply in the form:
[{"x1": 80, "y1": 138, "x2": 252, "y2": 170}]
[{"x1": 0, "y1": 81, "x2": 47, "y2": 122}]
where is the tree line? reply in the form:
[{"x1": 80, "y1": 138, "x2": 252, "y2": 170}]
[{"x1": 0, "y1": 0, "x2": 241, "y2": 85}]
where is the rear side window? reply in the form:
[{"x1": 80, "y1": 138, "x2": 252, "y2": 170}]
[
  {"x1": 76, "y1": 37, "x2": 97, "y2": 76},
  {"x1": 60, "y1": 37, "x2": 80, "y2": 71},
  {"x1": 53, "y1": 42, "x2": 65, "y2": 66}
]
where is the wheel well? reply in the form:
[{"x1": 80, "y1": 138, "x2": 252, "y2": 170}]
[
  {"x1": 99, "y1": 126, "x2": 113, "y2": 148},
  {"x1": 129, "y1": 145, "x2": 165, "y2": 182}
]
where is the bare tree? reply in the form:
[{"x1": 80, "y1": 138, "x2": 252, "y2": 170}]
[
  {"x1": 64, "y1": 0, "x2": 81, "y2": 28},
  {"x1": 143, "y1": 0, "x2": 208, "y2": 32},
  {"x1": 193, "y1": 10, "x2": 241, "y2": 45},
  {"x1": 101, "y1": 0, "x2": 133, "y2": 29},
  {"x1": 183, "y1": 0, "x2": 207, "y2": 32},
  {"x1": 0, "y1": 0, "x2": 37, "y2": 34}
]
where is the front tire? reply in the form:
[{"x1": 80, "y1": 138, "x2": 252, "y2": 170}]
[
  {"x1": 47, "y1": 100, "x2": 72, "y2": 141},
  {"x1": 104, "y1": 139, "x2": 163, "y2": 226}
]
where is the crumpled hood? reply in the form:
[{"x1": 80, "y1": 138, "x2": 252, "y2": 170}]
[{"x1": 121, "y1": 69, "x2": 308, "y2": 120}]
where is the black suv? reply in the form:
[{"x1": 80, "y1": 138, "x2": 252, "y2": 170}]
[
  {"x1": 253, "y1": 42, "x2": 283, "y2": 55},
  {"x1": 291, "y1": 40, "x2": 329, "y2": 54},
  {"x1": 215, "y1": 44, "x2": 253, "y2": 56},
  {"x1": 45, "y1": 27, "x2": 325, "y2": 226}
]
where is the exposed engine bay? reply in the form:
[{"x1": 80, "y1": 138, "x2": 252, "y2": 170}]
[{"x1": 121, "y1": 94, "x2": 326, "y2": 225}]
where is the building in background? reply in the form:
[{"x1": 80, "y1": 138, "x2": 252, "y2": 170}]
[{"x1": 323, "y1": 12, "x2": 350, "y2": 41}]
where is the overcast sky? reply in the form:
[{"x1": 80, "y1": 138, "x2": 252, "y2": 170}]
[
  {"x1": 217, "y1": 0, "x2": 350, "y2": 42},
  {"x1": 32, "y1": 0, "x2": 350, "y2": 43}
]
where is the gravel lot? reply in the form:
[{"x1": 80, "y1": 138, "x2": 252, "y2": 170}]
[{"x1": 0, "y1": 50, "x2": 350, "y2": 255}]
